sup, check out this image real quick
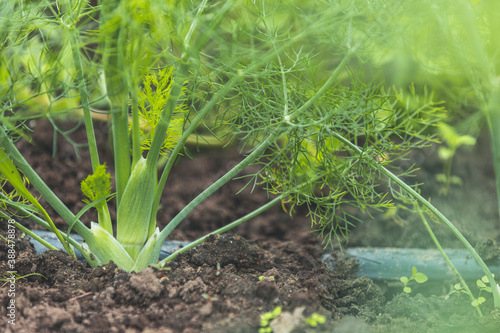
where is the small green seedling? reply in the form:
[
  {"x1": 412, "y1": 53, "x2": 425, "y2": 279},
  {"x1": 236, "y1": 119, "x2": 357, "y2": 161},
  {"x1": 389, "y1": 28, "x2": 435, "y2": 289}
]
[
  {"x1": 436, "y1": 122, "x2": 476, "y2": 195},
  {"x1": 259, "y1": 306, "x2": 282, "y2": 333},
  {"x1": 472, "y1": 275, "x2": 492, "y2": 307},
  {"x1": 305, "y1": 313, "x2": 326, "y2": 328},
  {"x1": 451, "y1": 275, "x2": 494, "y2": 308},
  {"x1": 400, "y1": 266, "x2": 428, "y2": 294}
]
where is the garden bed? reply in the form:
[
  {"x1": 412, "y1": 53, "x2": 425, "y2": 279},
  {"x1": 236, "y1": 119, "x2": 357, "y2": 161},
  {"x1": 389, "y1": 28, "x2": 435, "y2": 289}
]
[{"x1": 1, "y1": 119, "x2": 500, "y2": 332}]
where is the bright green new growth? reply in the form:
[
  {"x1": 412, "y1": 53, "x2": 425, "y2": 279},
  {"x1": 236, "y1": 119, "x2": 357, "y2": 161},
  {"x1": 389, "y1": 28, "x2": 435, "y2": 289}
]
[
  {"x1": 472, "y1": 275, "x2": 494, "y2": 308},
  {"x1": 436, "y1": 123, "x2": 476, "y2": 194},
  {"x1": 452, "y1": 275, "x2": 495, "y2": 308},
  {"x1": 259, "y1": 306, "x2": 282, "y2": 333},
  {"x1": 305, "y1": 313, "x2": 326, "y2": 328},
  {"x1": 81, "y1": 164, "x2": 113, "y2": 234},
  {"x1": 258, "y1": 306, "x2": 325, "y2": 330},
  {"x1": 135, "y1": 68, "x2": 187, "y2": 157},
  {"x1": 81, "y1": 165, "x2": 112, "y2": 203},
  {"x1": 400, "y1": 266, "x2": 428, "y2": 294}
]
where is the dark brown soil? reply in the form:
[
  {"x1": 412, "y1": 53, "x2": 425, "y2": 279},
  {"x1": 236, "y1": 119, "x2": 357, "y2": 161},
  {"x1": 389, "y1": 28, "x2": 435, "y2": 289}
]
[{"x1": 1, "y1": 119, "x2": 500, "y2": 332}]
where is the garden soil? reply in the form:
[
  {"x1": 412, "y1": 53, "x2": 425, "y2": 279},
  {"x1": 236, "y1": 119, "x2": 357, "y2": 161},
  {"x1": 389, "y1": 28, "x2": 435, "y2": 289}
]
[{"x1": 1, "y1": 119, "x2": 500, "y2": 332}]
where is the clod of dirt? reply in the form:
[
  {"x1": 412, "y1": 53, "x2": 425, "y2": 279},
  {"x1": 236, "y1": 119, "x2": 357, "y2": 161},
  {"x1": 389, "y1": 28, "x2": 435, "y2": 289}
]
[
  {"x1": 129, "y1": 267, "x2": 163, "y2": 299},
  {"x1": 187, "y1": 234, "x2": 266, "y2": 268},
  {"x1": 255, "y1": 278, "x2": 279, "y2": 300},
  {"x1": 270, "y1": 306, "x2": 305, "y2": 333}
]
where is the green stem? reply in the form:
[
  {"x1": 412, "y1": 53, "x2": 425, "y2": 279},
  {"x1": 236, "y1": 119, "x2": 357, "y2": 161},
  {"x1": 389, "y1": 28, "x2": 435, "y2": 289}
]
[
  {"x1": 21, "y1": 220, "x2": 96, "y2": 267},
  {"x1": 0, "y1": 209, "x2": 57, "y2": 251},
  {"x1": 64, "y1": 0, "x2": 100, "y2": 171},
  {"x1": 151, "y1": 49, "x2": 351, "y2": 233},
  {"x1": 186, "y1": 0, "x2": 234, "y2": 58},
  {"x1": 146, "y1": 0, "x2": 218, "y2": 166},
  {"x1": 109, "y1": 85, "x2": 131, "y2": 208},
  {"x1": 148, "y1": 3, "x2": 240, "y2": 228},
  {"x1": 101, "y1": 0, "x2": 131, "y2": 206},
  {"x1": 146, "y1": 63, "x2": 188, "y2": 169},
  {"x1": 184, "y1": 0, "x2": 210, "y2": 48},
  {"x1": 130, "y1": 75, "x2": 141, "y2": 167},
  {"x1": 158, "y1": 170, "x2": 327, "y2": 266},
  {"x1": 157, "y1": 134, "x2": 278, "y2": 245},
  {"x1": 97, "y1": 204, "x2": 112, "y2": 236},
  {"x1": 0, "y1": 127, "x2": 93, "y2": 242},
  {"x1": 14, "y1": 222, "x2": 57, "y2": 251},
  {"x1": 151, "y1": 66, "x2": 237, "y2": 212},
  {"x1": 415, "y1": 203, "x2": 482, "y2": 317},
  {"x1": 159, "y1": 195, "x2": 284, "y2": 266},
  {"x1": 0, "y1": 196, "x2": 98, "y2": 266},
  {"x1": 146, "y1": 0, "x2": 221, "y2": 171},
  {"x1": 0, "y1": 141, "x2": 73, "y2": 256},
  {"x1": 128, "y1": 31, "x2": 144, "y2": 168},
  {"x1": 64, "y1": 0, "x2": 112, "y2": 233},
  {"x1": 443, "y1": 153, "x2": 454, "y2": 190},
  {"x1": 330, "y1": 129, "x2": 500, "y2": 308},
  {"x1": 288, "y1": 55, "x2": 350, "y2": 121}
]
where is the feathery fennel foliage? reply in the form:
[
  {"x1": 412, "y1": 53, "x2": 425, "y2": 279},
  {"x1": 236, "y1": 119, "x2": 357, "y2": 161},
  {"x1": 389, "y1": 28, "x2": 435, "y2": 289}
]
[{"x1": 134, "y1": 68, "x2": 187, "y2": 156}]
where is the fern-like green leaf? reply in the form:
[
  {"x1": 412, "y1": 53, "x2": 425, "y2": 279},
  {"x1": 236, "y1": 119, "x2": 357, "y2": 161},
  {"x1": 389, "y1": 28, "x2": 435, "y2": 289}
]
[
  {"x1": 81, "y1": 164, "x2": 112, "y2": 204},
  {"x1": 134, "y1": 67, "x2": 188, "y2": 156}
]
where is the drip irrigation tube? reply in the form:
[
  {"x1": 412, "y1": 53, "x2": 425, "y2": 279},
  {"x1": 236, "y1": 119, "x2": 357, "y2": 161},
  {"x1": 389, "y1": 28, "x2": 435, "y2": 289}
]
[
  {"x1": 322, "y1": 248, "x2": 500, "y2": 281},
  {"x1": 28, "y1": 230, "x2": 500, "y2": 281}
]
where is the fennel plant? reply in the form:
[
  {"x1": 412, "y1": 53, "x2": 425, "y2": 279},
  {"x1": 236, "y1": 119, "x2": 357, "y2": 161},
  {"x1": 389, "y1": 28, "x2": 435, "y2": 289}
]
[{"x1": 0, "y1": 0, "x2": 499, "y2": 309}]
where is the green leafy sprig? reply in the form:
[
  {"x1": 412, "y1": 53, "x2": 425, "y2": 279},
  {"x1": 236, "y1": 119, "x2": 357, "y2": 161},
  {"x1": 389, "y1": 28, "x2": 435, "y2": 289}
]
[{"x1": 400, "y1": 267, "x2": 428, "y2": 294}]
